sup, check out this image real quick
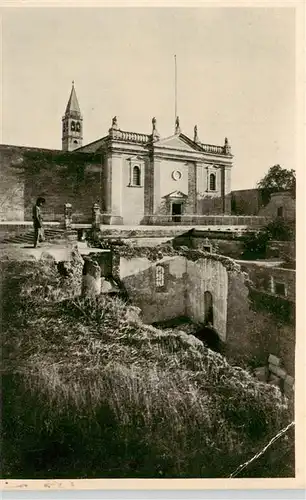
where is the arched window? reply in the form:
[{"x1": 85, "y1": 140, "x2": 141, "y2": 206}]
[
  {"x1": 209, "y1": 173, "x2": 216, "y2": 191},
  {"x1": 71, "y1": 121, "x2": 76, "y2": 131},
  {"x1": 155, "y1": 265, "x2": 165, "y2": 289},
  {"x1": 132, "y1": 165, "x2": 141, "y2": 186},
  {"x1": 76, "y1": 122, "x2": 81, "y2": 132}
]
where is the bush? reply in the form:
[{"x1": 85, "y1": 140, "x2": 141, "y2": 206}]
[
  {"x1": 242, "y1": 218, "x2": 295, "y2": 259},
  {"x1": 265, "y1": 219, "x2": 295, "y2": 242},
  {"x1": 242, "y1": 230, "x2": 270, "y2": 259}
]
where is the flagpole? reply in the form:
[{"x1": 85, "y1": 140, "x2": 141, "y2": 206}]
[{"x1": 174, "y1": 54, "x2": 177, "y2": 122}]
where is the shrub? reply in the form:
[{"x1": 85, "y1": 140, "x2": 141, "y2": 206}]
[
  {"x1": 265, "y1": 219, "x2": 295, "y2": 242},
  {"x1": 242, "y1": 218, "x2": 295, "y2": 259}
]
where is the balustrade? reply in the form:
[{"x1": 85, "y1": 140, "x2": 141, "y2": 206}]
[
  {"x1": 200, "y1": 143, "x2": 226, "y2": 155},
  {"x1": 110, "y1": 129, "x2": 151, "y2": 144}
]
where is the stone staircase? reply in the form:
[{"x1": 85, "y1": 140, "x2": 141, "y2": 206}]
[{"x1": 0, "y1": 228, "x2": 77, "y2": 245}]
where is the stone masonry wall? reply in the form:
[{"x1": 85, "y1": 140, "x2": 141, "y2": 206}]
[
  {"x1": 238, "y1": 262, "x2": 296, "y2": 302},
  {"x1": 258, "y1": 192, "x2": 295, "y2": 221},
  {"x1": 231, "y1": 189, "x2": 265, "y2": 215},
  {"x1": 0, "y1": 147, "x2": 25, "y2": 220},
  {"x1": 117, "y1": 249, "x2": 295, "y2": 376},
  {"x1": 119, "y1": 255, "x2": 187, "y2": 324},
  {"x1": 0, "y1": 145, "x2": 103, "y2": 222},
  {"x1": 226, "y1": 271, "x2": 295, "y2": 376},
  {"x1": 119, "y1": 253, "x2": 229, "y2": 341},
  {"x1": 186, "y1": 258, "x2": 228, "y2": 341}
]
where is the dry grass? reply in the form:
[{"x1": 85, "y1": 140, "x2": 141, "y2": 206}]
[{"x1": 1, "y1": 252, "x2": 294, "y2": 479}]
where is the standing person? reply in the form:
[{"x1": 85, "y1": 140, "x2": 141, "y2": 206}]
[{"x1": 32, "y1": 197, "x2": 46, "y2": 248}]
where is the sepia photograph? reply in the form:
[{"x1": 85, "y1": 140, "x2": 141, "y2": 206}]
[{"x1": 0, "y1": 2, "x2": 303, "y2": 488}]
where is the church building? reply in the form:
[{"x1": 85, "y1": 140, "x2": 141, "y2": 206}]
[{"x1": 0, "y1": 83, "x2": 234, "y2": 224}]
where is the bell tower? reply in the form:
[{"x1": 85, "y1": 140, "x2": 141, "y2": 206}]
[{"x1": 62, "y1": 81, "x2": 83, "y2": 151}]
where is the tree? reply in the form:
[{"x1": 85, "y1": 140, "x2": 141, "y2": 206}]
[{"x1": 257, "y1": 165, "x2": 296, "y2": 203}]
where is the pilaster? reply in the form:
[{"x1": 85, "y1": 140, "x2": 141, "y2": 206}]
[
  {"x1": 102, "y1": 154, "x2": 123, "y2": 224},
  {"x1": 186, "y1": 162, "x2": 197, "y2": 214},
  {"x1": 153, "y1": 156, "x2": 161, "y2": 214}
]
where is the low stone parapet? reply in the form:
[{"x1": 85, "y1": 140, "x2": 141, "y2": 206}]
[{"x1": 142, "y1": 214, "x2": 271, "y2": 227}]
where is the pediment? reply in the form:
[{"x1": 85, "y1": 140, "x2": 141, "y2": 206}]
[
  {"x1": 126, "y1": 155, "x2": 144, "y2": 164},
  {"x1": 163, "y1": 190, "x2": 188, "y2": 199},
  {"x1": 126, "y1": 155, "x2": 144, "y2": 162},
  {"x1": 155, "y1": 134, "x2": 201, "y2": 153}
]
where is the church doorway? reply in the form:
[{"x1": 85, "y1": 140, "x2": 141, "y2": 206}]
[
  {"x1": 171, "y1": 202, "x2": 183, "y2": 223},
  {"x1": 204, "y1": 291, "x2": 213, "y2": 325}
]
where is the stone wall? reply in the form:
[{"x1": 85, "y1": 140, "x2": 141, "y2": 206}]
[
  {"x1": 118, "y1": 252, "x2": 229, "y2": 341},
  {"x1": 231, "y1": 189, "x2": 265, "y2": 215},
  {"x1": 258, "y1": 192, "x2": 295, "y2": 221},
  {"x1": 186, "y1": 258, "x2": 228, "y2": 341},
  {"x1": 238, "y1": 262, "x2": 296, "y2": 302},
  {"x1": 225, "y1": 271, "x2": 295, "y2": 376},
  {"x1": 0, "y1": 146, "x2": 25, "y2": 220},
  {"x1": 116, "y1": 248, "x2": 295, "y2": 376},
  {"x1": 0, "y1": 145, "x2": 103, "y2": 222},
  {"x1": 197, "y1": 195, "x2": 224, "y2": 215},
  {"x1": 173, "y1": 230, "x2": 244, "y2": 259},
  {"x1": 119, "y1": 255, "x2": 187, "y2": 324}
]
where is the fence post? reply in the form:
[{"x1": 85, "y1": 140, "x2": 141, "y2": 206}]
[
  {"x1": 64, "y1": 203, "x2": 73, "y2": 230},
  {"x1": 92, "y1": 203, "x2": 101, "y2": 230}
]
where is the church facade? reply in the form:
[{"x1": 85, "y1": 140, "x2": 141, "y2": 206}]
[{"x1": 0, "y1": 83, "x2": 233, "y2": 224}]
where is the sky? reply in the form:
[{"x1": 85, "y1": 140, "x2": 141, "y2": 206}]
[{"x1": 1, "y1": 7, "x2": 296, "y2": 190}]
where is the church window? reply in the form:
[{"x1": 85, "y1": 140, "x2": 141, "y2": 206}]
[
  {"x1": 76, "y1": 122, "x2": 81, "y2": 132},
  {"x1": 71, "y1": 121, "x2": 76, "y2": 131},
  {"x1": 209, "y1": 173, "x2": 216, "y2": 191},
  {"x1": 132, "y1": 165, "x2": 141, "y2": 186},
  {"x1": 155, "y1": 265, "x2": 165, "y2": 289}
]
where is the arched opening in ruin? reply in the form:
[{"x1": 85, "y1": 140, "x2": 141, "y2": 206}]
[{"x1": 204, "y1": 290, "x2": 213, "y2": 326}]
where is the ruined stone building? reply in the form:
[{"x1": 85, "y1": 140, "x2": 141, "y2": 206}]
[
  {"x1": 0, "y1": 83, "x2": 233, "y2": 224},
  {"x1": 90, "y1": 246, "x2": 295, "y2": 378}
]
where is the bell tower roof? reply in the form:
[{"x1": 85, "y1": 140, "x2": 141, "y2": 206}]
[
  {"x1": 62, "y1": 81, "x2": 83, "y2": 151},
  {"x1": 64, "y1": 81, "x2": 81, "y2": 117}
]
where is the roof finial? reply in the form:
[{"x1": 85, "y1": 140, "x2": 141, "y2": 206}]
[
  {"x1": 194, "y1": 124, "x2": 200, "y2": 144},
  {"x1": 224, "y1": 137, "x2": 231, "y2": 155},
  {"x1": 152, "y1": 117, "x2": 160, "y2": 141},
  {"x1": 109, "y1": 116, "x2": 119, "y2": 136},
  {"x1": 72, "y1": 80, "x2": 74, "y2": 87},
  {"x1": 111, "y1": 116, "x2": 118, "y2": 129}
]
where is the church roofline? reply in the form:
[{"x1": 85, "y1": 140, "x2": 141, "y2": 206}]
[{"x1": 74, "y1": 135, "x2": 108, "y2": 152}]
